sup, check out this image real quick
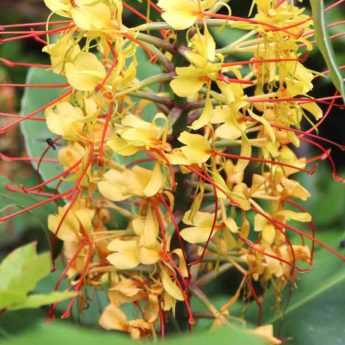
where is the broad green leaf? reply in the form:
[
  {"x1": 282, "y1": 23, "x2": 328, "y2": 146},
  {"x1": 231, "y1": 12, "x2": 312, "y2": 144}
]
[
  {"x1": 0, "y1": 243, "x2": 74, "y2": 311},
  {"x1": 20, "y1": 68, "x2": 65, "y2": 189},
  {"x1": 10, "y1": 292, "x2": 76, "y2": 311},
  {"x1": 0, "y1": 176, "x2": 56, "y2": 230},
  {"x1": 0, "y1": 320, "x2": 265, "y2": 345},
  {"x1": 310, "y1": 0, "x2": 345, "y2": 101},
  {"x1": 0, "y1": 243, "x2": 50, "y2": 296}
]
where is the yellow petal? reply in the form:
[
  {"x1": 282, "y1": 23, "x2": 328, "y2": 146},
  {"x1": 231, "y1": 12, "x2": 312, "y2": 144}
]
[
  {"x1": 143, "y1": 164, "x2": 163, "y2": 197},
  {"x1": 191, "y1": 27, "x2": 216, "y2": 62},
  {"x1": 170, "y1": 75, "x2": 204, "y2": 98},
  {"x1": 45, "y1": 101, "x2": 84, "y2": 139},
  {"x1": 254, "y1": 214, "x2": 267, "y2": 232},
  {"x1": 281, "y1": 178, "x2": 310, "y2": 201},
  {"x1": 74, "y1": 208, "x2": 95, "y2": 232},
  {"x1": 166, "y1": 150, "x2": 190, "y2": 165},
  {"x1": 42, "y1": 33, "x2": 80, "y2": 73},
  {"x1": 97, "y1": 169, "x2": 134, "y2": 201},
  {"x1": 44, "y1": 0, "x2": 71, "y2": 17},
  {"x1": 142, "y1": 207, "x2": 160, "y2": 248},
  {"x1": 262, "y1": 224, "x2": 276, "y2": 244},
  {"x1": 158, "y1": 0, "x2": 199, "y2": 30},
  {"x1": 225, "y1": 217, "x2": 238, "y2": 233},
  {"x1": 215, "y1": 122, "x2": 242, "y2": 140},
  {"x1": 99, "y1": 304, "x2": 128, "y2": 331},
  {"x1": 301, "y1": 102, "x2": 323, "y2": 120},
  {"x1": 65, "y1": 52, "x2": 106, "y2": 91},
  {"x1": 71, "y1": 3, "x2": 111, "y2": 31},
  {"x1": 48, "y1": 206, "x2": 79, "y2": 241},
  {"x1": 161, "y1": 267, "x2": 184, "y2": 301},
  {"x1": 107, "y1": 136, "x2": 139, "y2": 156},
  {"x1": 58, "y1": 143, "x2": 85, "y2": 170},
  {"x1": 139, "y1": 247, "x2": 160, "y2": 265},
  {"x1": 279, "y1": 210, "x2": 312, "y2": 223},
  {"x1": 250, "y1": 111, "x2": 276, "y2": 143},
  {"x1": 180, "y1": 225, "x2": 212, "y2": 244},
  {"x1": 190, "y1": 98, "x2": 213, "y2": 130},
  {"x1": 107, "y1": 239, "x2": 140, "y2": 270},
  {"x1": 179, "y1": 132, "x2": 211, "y2": 164}
]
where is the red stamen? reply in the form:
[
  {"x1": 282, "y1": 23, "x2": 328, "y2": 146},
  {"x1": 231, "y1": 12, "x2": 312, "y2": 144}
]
[
  {"x1": 0, "y1": 88, "x2": 72, "y2": 134},
  {"x1": 98, "y1": 103, "x2": 114, "y2": 165},
  {"x1": 325, "y1": 0, "x2": 345, "y2": 12},
  {"x1": 0, "y1": 57, "x2": 50, "y2": 69},
  {"x1": 0, "y1": 20, "x2": 71, "y2": 29},
  {"x1": 217, "y1": 74, "x2": 254, "y2": 85},
  {"x1": 0, "y1": 83, "x2": 69, "y2": 89},
  {"x1": 0, "y1": 152, "x2": 57, "y2": 164}
]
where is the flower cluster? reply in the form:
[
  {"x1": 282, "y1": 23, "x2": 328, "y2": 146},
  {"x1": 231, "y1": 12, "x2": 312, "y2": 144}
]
[{"x1": 1, "y1": 0, "x2": 344, "y2": 341}]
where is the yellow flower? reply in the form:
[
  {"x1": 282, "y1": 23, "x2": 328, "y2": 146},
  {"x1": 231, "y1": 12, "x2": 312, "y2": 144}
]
[
  {"x1": 65, "y1": 52, "x2": 106, "y2": 91},
  {"x1": 254, "y1": 214, "x2": 276, "y2": 245},
  {"x1": 45, "y1": 101, "x2": 84, "y2": 140},
  {"x1": 108, "y1": 277, "x2": 142, "y2": 306},
  {"x1": 107, "y1": 238, "x2": 160, "y2": 270},
  {"x1": 107, "y1": 239, "x2": 140, "y2": 269},
  {"x1": 181, "y1": 210, "x2": 214, "y2": 244},
  {"x1": 160, "y1": 266, "x2": 184, "y2": 301},
  {"x1": 132, "y1": 207, "x2": 159, "y2": 248},
  {"x1": 167, "y1": 132, "x2": 211, "y2": 165},
  {"x1": 212, "y1": 104, "x2": 246, "y2": 140},
  {"x1": 71, "y1": 2, "x2": 112, "y2": 31},
  {"x1": 158, "y1": 0, "x2": 216, "y2": 30},
  {"x1": 99, "y1": 304, "x2": 151, "y2": 339},
  {"x1": 58, "y1": 142, "x2": 86, "y2": 171},
  {"x1": 98, "y1": 164, "x2": 164, "y2": 201},
  {"x1": 44, "y1": 0, "x2": 71, "y2": 17},
  {"x1": 107, "y1": 113, "x2": 168, "y2": 156},
  {"x1": 48, "y1": 204, "x2": 95, "y2": 241},
  {"x1": 42, "y1": 33, "x2": 80, "y2": 74},
  {"x1": 170, "y1": 30, "x2": 220, "y2": 98}
]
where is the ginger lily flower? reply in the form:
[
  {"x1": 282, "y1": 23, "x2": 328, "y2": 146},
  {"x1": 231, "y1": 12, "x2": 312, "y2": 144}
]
[
  {"x1": 181, "y1": 211, "x2": 215, "y2": 244},
  {"x1": 45, "y1": 101, "x2": 84, "y2": 140},
  {"x1": 98, "y1": 164, "x2": 164, "y2": 201},
  {"x1": 167, "y1": 132, "x2": 211, "y2": 165},
  {"x1": 107, "y1": 113, "x2": 168, "y2": 156},
  {"x1": 170, "y1": 29, "x2": 220, "y2": 98}
]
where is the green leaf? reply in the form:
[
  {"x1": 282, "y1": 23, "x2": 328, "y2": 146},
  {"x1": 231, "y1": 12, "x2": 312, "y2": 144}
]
[
  {"x1": 10, "y1": 292, "x2": 76, "y2": 311},
  {"x1": 0, "y1": 176, "x2": 56, "y2": 229},
  {"x1": 0, "y1": 243, "x2": 74, "y2": 311},
  {"x1": 0, "y1": 243, "x2": 50, "y2": 297},
  {"x1": 20, "y1": 68, "x2": 65, "y2": 189},
  {"x1": 0, "y1": 320, "x2": 265, "y2": 345},
  {"x1": 310, "y1": 0, "x2": 345, "y2": 101}
]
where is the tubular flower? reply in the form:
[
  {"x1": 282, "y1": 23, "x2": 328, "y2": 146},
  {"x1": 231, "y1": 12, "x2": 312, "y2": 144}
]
[{"x1": 2, "y1": 0, "x2": 343, "y2": 341}]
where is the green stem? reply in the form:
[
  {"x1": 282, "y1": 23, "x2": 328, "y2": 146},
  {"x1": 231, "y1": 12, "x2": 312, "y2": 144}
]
[
  {"x1": 113, "y1": 72, "x2": 174, "y2": 98},
  {"x1": 191, "y1": 286, "x2": 228, "y2": 323}
]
